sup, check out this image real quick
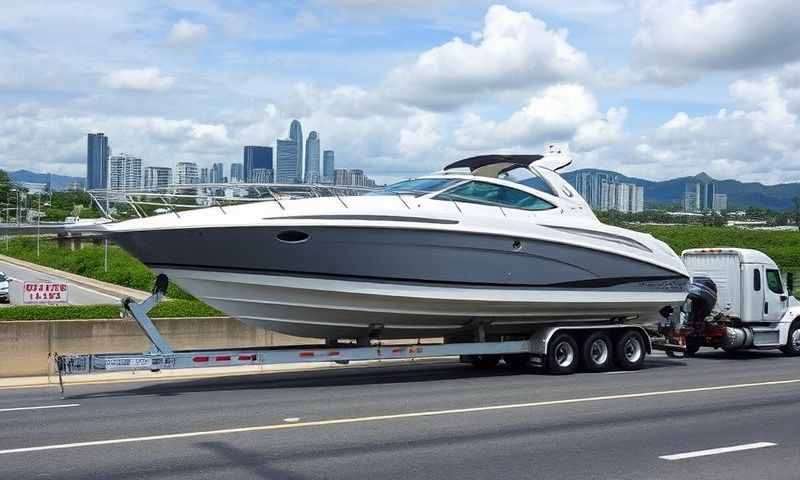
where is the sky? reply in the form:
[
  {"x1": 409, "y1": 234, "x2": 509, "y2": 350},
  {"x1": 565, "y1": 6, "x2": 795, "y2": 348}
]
[{"x1": 1, "y1": 0, "x2": 800, "y2": 184}]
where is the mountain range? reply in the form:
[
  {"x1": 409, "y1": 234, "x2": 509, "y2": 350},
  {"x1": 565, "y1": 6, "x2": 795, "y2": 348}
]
[
  {"x1": 7, "y1": 170, "x2": 84, "y2": 191},
  {"x1": 562, "y1": 169, "x2": 800, "y2": 211}
]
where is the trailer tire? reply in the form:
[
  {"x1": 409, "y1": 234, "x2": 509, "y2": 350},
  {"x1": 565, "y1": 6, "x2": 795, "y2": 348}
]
[
  {"x1": 581, "y1": 332, "x2": 613, "y2": 372},
  {"x1": 469, "y1": 355, "x2": 501, "y2": 369},
  {"x1": 546, "y1": 333, "x2": 579, "y2": 375},
  {"x1": 614, "y1": 331, "x2": 646, "y2": 370},
  {"x1": 780, "y1": 320, "x2": 800, "y2": 357}
]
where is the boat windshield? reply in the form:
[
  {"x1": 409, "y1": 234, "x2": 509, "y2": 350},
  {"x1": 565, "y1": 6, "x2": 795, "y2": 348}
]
[
  {"x1": 435, "y1": 181, "x2": 555, "y2": 211},
  {"x1": 366, "y1": 178, "x2": 462, "y2": 197},
  {"x1": 496, "y1": 167, "x2": 557, "y2": 197}
]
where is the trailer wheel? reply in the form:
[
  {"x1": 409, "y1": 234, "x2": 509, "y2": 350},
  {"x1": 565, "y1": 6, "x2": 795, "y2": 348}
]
[
  {"x1": 546, "y1": 333, "x2": 579, "y2": 374},
  {"x1": 469, "y1": 355, "x2": 501, "y2": 369},
  {"x1": 581, "y1": 332, "x2": 613, "y2": 372},
  {"x1": 780, "y1": 320, "x2": 800, "y2": 356},
  {"x1": 614, "y1": 331, "x2": 646, "y2": 370}
]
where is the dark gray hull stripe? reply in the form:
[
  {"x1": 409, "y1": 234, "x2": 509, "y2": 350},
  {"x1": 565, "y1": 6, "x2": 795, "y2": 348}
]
[{"x1": 149, "y1": 263, "x2": 686, "y2": 290}]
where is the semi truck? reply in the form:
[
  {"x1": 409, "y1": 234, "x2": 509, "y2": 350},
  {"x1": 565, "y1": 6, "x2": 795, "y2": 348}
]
[
  {"x1": 660, "y1": 248, "x2": 800, "y2": 356},
  {"x1": 52, "y1": 248, "x2": 800, "y2": 394}
]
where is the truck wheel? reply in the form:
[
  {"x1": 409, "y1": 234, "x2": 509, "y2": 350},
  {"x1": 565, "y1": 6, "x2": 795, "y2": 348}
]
[
  {"x1": 469, "y1": 355, "x2": 501, "y2": 369},
  {"x1": 614, "y1": 331, "x2": 646, "y2": 370},
  {"x1": 503, "y1": 354, "x2": 531, "y2": 370},
  {"x1": 780, "y1": 320, "x2": 800, "y2": 356},
  {"x1": 685, "y1": 342, "x2": 701, "y2": 356},
  {"x1": 581, "y1": 332, "x2": 613, "y2": 372},
  {"x1": 547, "y1": 333, "x2": 579, "y2": 374}
]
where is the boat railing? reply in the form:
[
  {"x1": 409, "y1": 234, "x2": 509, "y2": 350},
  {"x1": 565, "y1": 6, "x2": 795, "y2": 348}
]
[{"x1": 87, "y1": 183, "x2": 377, "y2": 219}]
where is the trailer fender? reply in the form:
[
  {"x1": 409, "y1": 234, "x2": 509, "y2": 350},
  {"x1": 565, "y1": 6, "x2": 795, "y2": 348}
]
[{"x1": 528, "y1": 325, "x2": 652, "y2": 357}]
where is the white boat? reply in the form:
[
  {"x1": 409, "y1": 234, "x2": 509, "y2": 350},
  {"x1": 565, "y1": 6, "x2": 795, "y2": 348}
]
[{"x1": 101, "y1": 146, "x2": 689, "y2": 340}]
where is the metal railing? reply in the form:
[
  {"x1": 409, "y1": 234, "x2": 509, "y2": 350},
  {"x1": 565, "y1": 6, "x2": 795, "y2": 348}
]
[{"x1": 87, "y1": 182, "x2": 377, "y2": 219}]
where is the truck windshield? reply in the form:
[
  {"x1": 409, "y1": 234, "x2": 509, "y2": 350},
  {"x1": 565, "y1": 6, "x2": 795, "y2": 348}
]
[{"x1": 766, "y1": 269, "x2": 784, "y2": 294}]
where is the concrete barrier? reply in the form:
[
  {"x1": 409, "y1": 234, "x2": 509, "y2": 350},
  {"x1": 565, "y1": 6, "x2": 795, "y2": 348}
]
[{"x1": 0, "y1": 317, "x2": 321, "y2": 378}]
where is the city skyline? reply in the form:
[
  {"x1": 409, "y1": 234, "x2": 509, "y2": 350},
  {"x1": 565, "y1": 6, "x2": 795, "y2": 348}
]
[{"x1": 85, "y1": 118, "x2": 377, "y2": 188}]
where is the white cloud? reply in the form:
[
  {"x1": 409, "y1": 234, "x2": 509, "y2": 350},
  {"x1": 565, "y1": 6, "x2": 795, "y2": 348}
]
[
  {"x1": 453, "y1": 84, "x2": 624, "y2": 152},
  {"x1": 634, "y1": 0, "x2": 800, "y2": 83},
  {"x1": 166, "y1": 19, "x2": 208, "y2": 46},
  {"x1": 101, "y1": 68, "x2": 175, "y2": 92},
  {"x1": 295, "y1": 10, "x2": 321, "y2": 30},
  {"x1": 384, "y1": 5, "x2": 590, "y2": 110}
]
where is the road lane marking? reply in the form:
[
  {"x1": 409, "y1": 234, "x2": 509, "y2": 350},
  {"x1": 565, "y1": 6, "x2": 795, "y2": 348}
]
[
  {"x1": 660, "y1": 442, "x2": 776, "y2": 460},
  {"x1": 283, "y1": 418, "x2": 300, "y2": 423},
  {"x1": 1, "y1": 378, "x2": 800, "y2": 455},
  {"x1": 0, "y1": 404, "x2": 80, "y2": 413}
]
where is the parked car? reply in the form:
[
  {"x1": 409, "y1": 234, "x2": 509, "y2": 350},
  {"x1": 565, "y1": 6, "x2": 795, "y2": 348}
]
[{"x1": 0, "y1": 272, "x2": 10, "y2": 304}]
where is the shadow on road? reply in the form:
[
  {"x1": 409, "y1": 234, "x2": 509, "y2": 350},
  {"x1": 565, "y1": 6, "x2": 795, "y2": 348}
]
[{"x1": 65, "y1": 356, "x2": 687, "y2": 400}]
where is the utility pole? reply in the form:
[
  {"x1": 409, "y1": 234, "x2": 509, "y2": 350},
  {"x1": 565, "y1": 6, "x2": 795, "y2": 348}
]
[{"x1": 36, "y1": 192, "x2": 41, "y2": 258}]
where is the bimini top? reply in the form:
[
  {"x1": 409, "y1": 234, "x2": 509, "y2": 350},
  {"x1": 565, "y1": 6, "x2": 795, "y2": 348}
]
[
  {"x1": 443, "y1": 145, "x2": 573, "y2": 175},
  {"x1": 443, "y1": 154, "x2": 544, "y2": 172}
]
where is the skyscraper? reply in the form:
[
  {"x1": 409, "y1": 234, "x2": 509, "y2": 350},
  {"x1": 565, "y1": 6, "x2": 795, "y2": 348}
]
[
  {"x1": 243, "y1": 146, "x2": 273, "y2": 183},
  {"x1": 86, "y1": 133, "x2": 110, "y2": 189},
  {"x1": 230, "y1": 163, "x2": 244, "y2": 183},
  {"x1": 143, "y1": 167, "x2": 172, "y2": 189},
  {"x1": 289, "y1": 120, "x2": 303, "y2": 183},
  {"x1": 323, "y1": 150, "x2": 334, "y2": 183},
  {"x1": 109, "y1": 153, "x2": 142, "y2": 192},
  {"x1": 210, "y1": 163, "x2": 224, "y2": 183},
  {"x1": 175, "y1": 162, "x2": 199, "y2": 185},
  {"x1": 276, "y1": 139, "x2": 298, "y2": 183},
  {"x1": 304, "y1": 131, "x2": 320, "y2": 183},
  {"x1": 200, "y1": 168, "x2": 209, "y2": 184}
]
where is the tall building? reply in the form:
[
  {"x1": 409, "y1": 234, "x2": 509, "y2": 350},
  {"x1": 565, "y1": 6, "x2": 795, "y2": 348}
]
[
  {"x1": 109, "y1": 153, "x2": 142, "y2": 192},
  {"x1": 304, "y1": 131, "x2": 321, "y2": 183},
  {"x1": 86, "y1": 133, "x2": 110, "y2": 189},
  {"x1": 143, "y1": 167, "x2": 172, "y2": 189},
  {"x1": 684, "y1": 183, "x2": 701, "y2": 212},
  {"x1": 713, "y1": 193, "x2": 728, "y2": 212},
  {"x1": 276, "y1": 139, "x2": 299, "y2": 183},
  {"x1": 210, "y1": 163, "x2": 224, "y2": 183},
  {"x1": 701, "y1": 182, "x2": 716, "y2": 211},
  {"x1": 323, "y1": 150, "x2": 335, "y2": 183},
  {"x1": 250, "y1": 168, "x2": 273, "y2": 183},
  {"x1": 289, "y1": 120, "x2": 303, "y2": 183},
  {"x1": 175, "y1": 162, "x2": 199, "y2": 185},
  {"x1": 230, "y1": 163, "x2": 244, "y2": 183},
  {"x1": 571, "y1": 171, "x2": 643, "y2": 212},
  {"x1": 200, "y1": 168, "x2": 209, "y2": 184},
  {"x1": 333, "y1": 168, "x2": 350, "y2": 186},
  {"x1": 243, "y1": 146, "x2": 273, "y2": 183}
]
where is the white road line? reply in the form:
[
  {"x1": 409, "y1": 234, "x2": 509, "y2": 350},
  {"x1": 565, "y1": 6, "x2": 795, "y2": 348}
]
[
  {"x1": 283, "y1": 418, "x2": 300, "y2": 423},
  {"x1": 1, "y1": 378, "x2": 799, "y2": 455},
  {"x1": 0, "y1": 404, "x2": 80, "y2": 413},
  {"x1": 660, "y1": 442, "x2": 777, "y2": 460}
]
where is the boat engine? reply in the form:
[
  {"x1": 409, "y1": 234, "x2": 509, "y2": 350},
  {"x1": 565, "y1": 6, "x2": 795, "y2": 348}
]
[{"x1": 684, "y1": 276, "x2": 717, "y2": 325}]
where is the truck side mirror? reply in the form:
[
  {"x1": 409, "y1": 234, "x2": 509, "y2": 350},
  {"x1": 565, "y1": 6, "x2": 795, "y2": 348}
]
[{"x1": 787, "y1": 272, "x2": 795, "y2": 297}]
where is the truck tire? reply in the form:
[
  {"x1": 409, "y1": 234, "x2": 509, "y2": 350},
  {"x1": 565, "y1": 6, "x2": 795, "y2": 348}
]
[
  {"x1": 581, "y1": 332, "x2": 613, "y2": 372},
  {"x1": 469, "y1": 355, "x2": 501, "y2": 369},
  {"x1": 780, "y1": 320, "x2": 800, "y2": 357},
  {"x1": 614, "y1": 331, "x2": 646, "y2": 370},
  {"x1": 546, "y1": 333, "x2": 579, "y2": 375}
]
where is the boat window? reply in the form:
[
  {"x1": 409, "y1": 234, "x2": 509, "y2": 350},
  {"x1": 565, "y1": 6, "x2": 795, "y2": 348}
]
[
  {"x1": 435, "y1": 181, "x2": 555, "y2": 211},
  {"x1": 366, "y1": 178, "x2": 461, "y2": 197},
  {"x1": 497, "y1": 167, "x2": 557, "y2": 197},
  {"x1": 766, "y1": 269, "x2": 784, "y2": 294}
]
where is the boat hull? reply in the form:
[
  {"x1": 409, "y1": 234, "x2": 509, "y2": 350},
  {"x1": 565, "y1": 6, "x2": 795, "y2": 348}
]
[{"x1": 109, "y1": 224, "x2": 688, "y2": 339}]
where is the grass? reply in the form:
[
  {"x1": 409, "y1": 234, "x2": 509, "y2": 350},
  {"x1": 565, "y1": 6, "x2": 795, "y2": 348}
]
[
  {"x1": 0, "y1": 299, "x2": 222, "y2": 321},
  {"x1": 630, "y1": 225, "x2": 800, "y2": 271},
  {"x1": 1, "y1": 236, "x2": 192, "y2": 300}
]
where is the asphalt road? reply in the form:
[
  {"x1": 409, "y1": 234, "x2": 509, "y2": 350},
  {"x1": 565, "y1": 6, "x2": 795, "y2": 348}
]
[
  {"x1": 0, "y1": 258, "x2": 118, "y2": 305},
  {"x1": 1, "y1": 350, "x2": 799, "y2": 479}
]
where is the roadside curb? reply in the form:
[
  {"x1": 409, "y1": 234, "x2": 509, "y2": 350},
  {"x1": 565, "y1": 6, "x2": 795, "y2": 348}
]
[{"x1": 0, "y1": 253, "x2": 149, "y2": 301}]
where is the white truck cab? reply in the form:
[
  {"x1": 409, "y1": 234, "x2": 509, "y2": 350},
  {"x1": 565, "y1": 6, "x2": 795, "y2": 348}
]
[{"x1": 679, "y1": 248, "x2": 800, "y2": 354}]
